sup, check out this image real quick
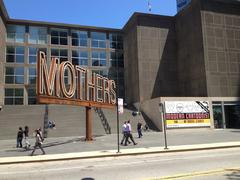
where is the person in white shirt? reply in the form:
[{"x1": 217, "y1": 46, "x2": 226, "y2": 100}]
[
  {"x1": 30, "y1": 129, "x2": 45, "y2": 156},
  {"x1": 120, "y1": 121, "x2": 131, "y2": 145},
  {"x1": 124, "y1": 120, "x2": 137, "y2": 146}
]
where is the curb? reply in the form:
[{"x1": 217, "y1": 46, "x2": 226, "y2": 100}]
[{"x1": 0, "y1": 142, "x2": 240, "y2": 165}]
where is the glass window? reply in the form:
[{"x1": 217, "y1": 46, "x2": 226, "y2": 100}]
[
  {"x1": 28, "y1": 47, "x2": 47, "y2": 64},
  {"x1": 51, "y1": 29, "x2": 68, "y2": 45},
  {"x1": 5, "y1": 67, "x2": 24, "y2": 84},
  {"x1": 91, "y1": 32, "x2": 106, "y2": 48},
  {"x1": 4, "y1": 88, "x2": 24, "y2": 105},
  {"x1": 72, "y1": 50, "x2": 88, "y2": 66},
  {"x1": 28, "y1": 88, "x2": 37, "y2": 105},
  {"x1": 29, "y1": 26, "x2": 47, "y2": 44},
  {"x1": 6, "y1": 46, "x2": 25, "y2": 63},
  {"x1": 28, "y1": 67, "x2": 36, "y2": 84},
  {"x1": 109, "y1": 33, "x2": 123, "y2": 49},
  {"x1": 6, "y1": 25, "x2": 25, "y2": 43},
  {"x1": 51, "y1": 49, "x2": 68, "y2": 62},
  {"x1": 92, "y1": 69, "x2": 108, "y2": 77},
  {"x1": 110, "y1": 52, "x2": 124, "y2": 67},
  {"x1": 71, "y1": 30, "x2": 88, "y2": 47},
  {"x1": 91, "y1": 51, "x2": 106, "y2": 66}
]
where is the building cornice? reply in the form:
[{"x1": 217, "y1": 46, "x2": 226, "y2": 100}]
[
  {"x1": 0, "y1": 0, "x2": 9, "y2": 22},
  {"x1": 7, "y1": 19, "x2": 122, "y2": 33}
]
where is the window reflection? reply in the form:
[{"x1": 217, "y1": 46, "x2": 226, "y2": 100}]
[
  {"x1": 6, "y1": 46, "x2": 25, "y2": 63},
  {"x1": 29, "y1": 26, "x2": 47, "y2": 44},
  {"x1": 91, "y1": 51, "x2": 106, "y2": 66},
  {"x1": 5, "y1": 67, "x2": 24, "y2": 84},
  {"x1": 51, "y1": 29, "x2": 68, "y2": 45},
  {"x1": 28, "y1": 47, "x2": 47, "y2": 64},
  {"x1": 110, "y1": 52, "x2": 124, "y2": 67},
  {"x1": 109, "y1": 33, "x2": 123, "y2": 49},
  {"x1": 28, "y1": 67, "x2": 36, "y2": 84},
  {"x1": 5, "y1": 88, "x2": 24, "y2": 105},
  {"x1": 51, "y1": 49, "x2": 68, "y2": 62},
  {"x1": 6, "y1": 25, "x2": 25, "y2": 43},
  {"x1": 91, "y1": 32, "x2": 106, "y2": 48},
  {"x1": 72, "y1": 50, "x2": 88, "y2": 66},
  {"x1": 28, "y1": 88, "x2": 37, "y2": 104},
  {"x1": 71, "y1": 30, "x2": 88, "y2": 47}
]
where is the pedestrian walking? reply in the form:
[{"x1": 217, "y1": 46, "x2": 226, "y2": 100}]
[
  {"x1": 16, "y1": 127, "x2": 23, "y2": 148},
  {"x1": 30, "y1": 129, "x2": 45, "y2": 156},
  {"x1": 38, "y1": 127, "x2": 44, "y2": 142},
  {"x1": 120, "y1": 121, "x2": 131, "y2": 145},
  {"x1": 124, "y1": 120, "x2": 137, "y2": 146},
  {"x1": 137, "y1": 122, "x2": 143, "y2": 138},
  {"x1": 23, "y1": 126, "x2": 30, "y2": 150}
]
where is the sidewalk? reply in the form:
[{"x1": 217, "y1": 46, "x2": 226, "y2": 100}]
[{"x1": 0, "y1": 128, "x2": 240, "y2": 164}]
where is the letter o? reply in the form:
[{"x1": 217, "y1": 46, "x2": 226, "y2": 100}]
[{"x1": 59, "y1": 61, "x2": 76, "y2": 98}]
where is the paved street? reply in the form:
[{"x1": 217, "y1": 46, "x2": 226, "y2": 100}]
[
  {"x1": 0, "y1": 147, "x2": 239, "y2": 180},
  {"x1": 0, "y1": 128, "x2": 240, "y2": 157}
]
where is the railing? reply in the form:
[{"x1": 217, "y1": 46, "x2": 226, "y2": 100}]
[{"x1": 94, "y1": 107, "x2": 111, "y2": 134}]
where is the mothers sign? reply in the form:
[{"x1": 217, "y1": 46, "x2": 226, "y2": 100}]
[{"x1": 37, "y1": 51, "x2": 116, "y2": 108}]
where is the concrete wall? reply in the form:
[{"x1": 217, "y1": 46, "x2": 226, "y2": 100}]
[
  {"x1": 137, "y1": 15, "x2": 179, "y2": 101},
  {"x1": 175, "y1": 0, "x2": 208, "y2": 97},
  {"x1": 124, "y1": 14, "x2": 179, "y2": 104},
  {"x1": 0, "y1": 10, "x2": 6, "y2": 105},
  {"x1": 200, "y1": 0, "x2": 240, "y2": 97},
  {"x1": 0, "y1": 104, "x2": 145, "y2": 140},
  {"x1": 123, "y1": 16, "x2": 140, "y2": 103},
  {"x1": 141, "y1": 97, "x2": 162, "y2": 131}
]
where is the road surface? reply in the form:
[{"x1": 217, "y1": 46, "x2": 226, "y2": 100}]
[{"x1": 0, "y1": 147, "x2": 240, "y2": 180}]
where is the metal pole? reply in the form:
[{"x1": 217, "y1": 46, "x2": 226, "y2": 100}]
[
  {"x1": 221, "y1": 101, "x2": 226, "y2": 129},
  {"x1": 117, "y1": 99, "x2": 120, "y2": 153},
  {"x1": 86, "y1": 106, "x2": 93, "y2": 141},
  {"x1": 162, "y1": 108, "x2": 168, "y2": 150},
  {"x1": 160, "y1": 102, "x2": 168, "y2": 150},
  {"x1": 43, "y1": 104, "x2": 48, "y2": 138},
  {"x1": 116, "y1": 61, "x2": 120, "y2": 153}
]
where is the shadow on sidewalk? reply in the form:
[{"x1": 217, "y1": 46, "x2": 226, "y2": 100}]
[
  {"x1": 4, "y1": 136, "x2": 101, "y2": 153},
  {"x1": 43, "y1": 137, "x2": 84, "y2": 148},
  {"x1": 230, "y1": 130, "x2": 240, "y2": 133},
  {"x1": 225, "y1": 168, "x2": 240, "y2": 179}
]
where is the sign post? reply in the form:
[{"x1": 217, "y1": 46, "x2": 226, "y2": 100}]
[
  {"x1": 86, "y1": 106, "x2": 92, "y2": 141},
  {"x1": 159, "y1": 102, "x2": 168, "y2": 150}
]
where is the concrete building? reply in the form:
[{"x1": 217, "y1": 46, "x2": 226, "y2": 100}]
[{"x1": 0, "y1": 0, "x2": 240, "y2": 139}]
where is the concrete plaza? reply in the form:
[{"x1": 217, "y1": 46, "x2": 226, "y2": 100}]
[{"x1": 0, "y1": 128, "x2": 240, "y2": 164}]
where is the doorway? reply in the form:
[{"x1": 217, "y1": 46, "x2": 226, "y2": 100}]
[
  {"x1": 224, "y1": 105, "x2": 240, "y2": 128},
  {"x1": 213, "y1": 105, "x2": 223, "y2": 128},
  {"x1": 213, "y1": 101, "x2": 240, "y2": 129}
]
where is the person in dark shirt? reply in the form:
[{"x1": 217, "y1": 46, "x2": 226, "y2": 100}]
[
  {"x1": 16, "y1": 127, "x2": 23, "y2": 148},
  {"x1": 23, "y1": 126, "x2": 30, "y2": 149},
  {"x1": 137, "y1": 122, "x2": 143, "y2": 138}
]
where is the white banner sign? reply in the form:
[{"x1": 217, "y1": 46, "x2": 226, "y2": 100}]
[
  {"x1": 165, "y1": 101, "x2": 209, "y2": 113},
  {"x1": 118, "y1": 98, "x2": 124, "y2": 114},
  {"x1": 164, "y1": 101, "x2": 210, "y2": 128}
]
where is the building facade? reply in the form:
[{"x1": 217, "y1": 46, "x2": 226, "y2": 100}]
[
  {"x1": 177, "y1": 0, "x2": 192, "y2": 12},
  {"x1": 0, "y1": 0, "x2": 240, "y2": 139},
  {"x1": 0, "y1": 2, "x2": 125, "y2": 107}
]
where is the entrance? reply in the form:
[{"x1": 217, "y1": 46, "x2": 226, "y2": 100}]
[
  {"x1": 213, "y1": 104, "x2": 223, "y2": 128},
  {"x1": 225, "y1": 105, "x2": 240, "y2": 128},
  {"x1": 213, "y1": 101, "x2": 240, "y2": 129}
]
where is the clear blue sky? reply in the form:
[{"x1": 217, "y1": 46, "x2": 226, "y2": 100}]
[{"x1": 3, "y1": 0, "x2": 177, "y2": 29}]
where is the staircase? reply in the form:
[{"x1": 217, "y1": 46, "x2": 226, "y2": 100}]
[{"x1": 94, "y1": 107, "x2": 111, "y2": 134}]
